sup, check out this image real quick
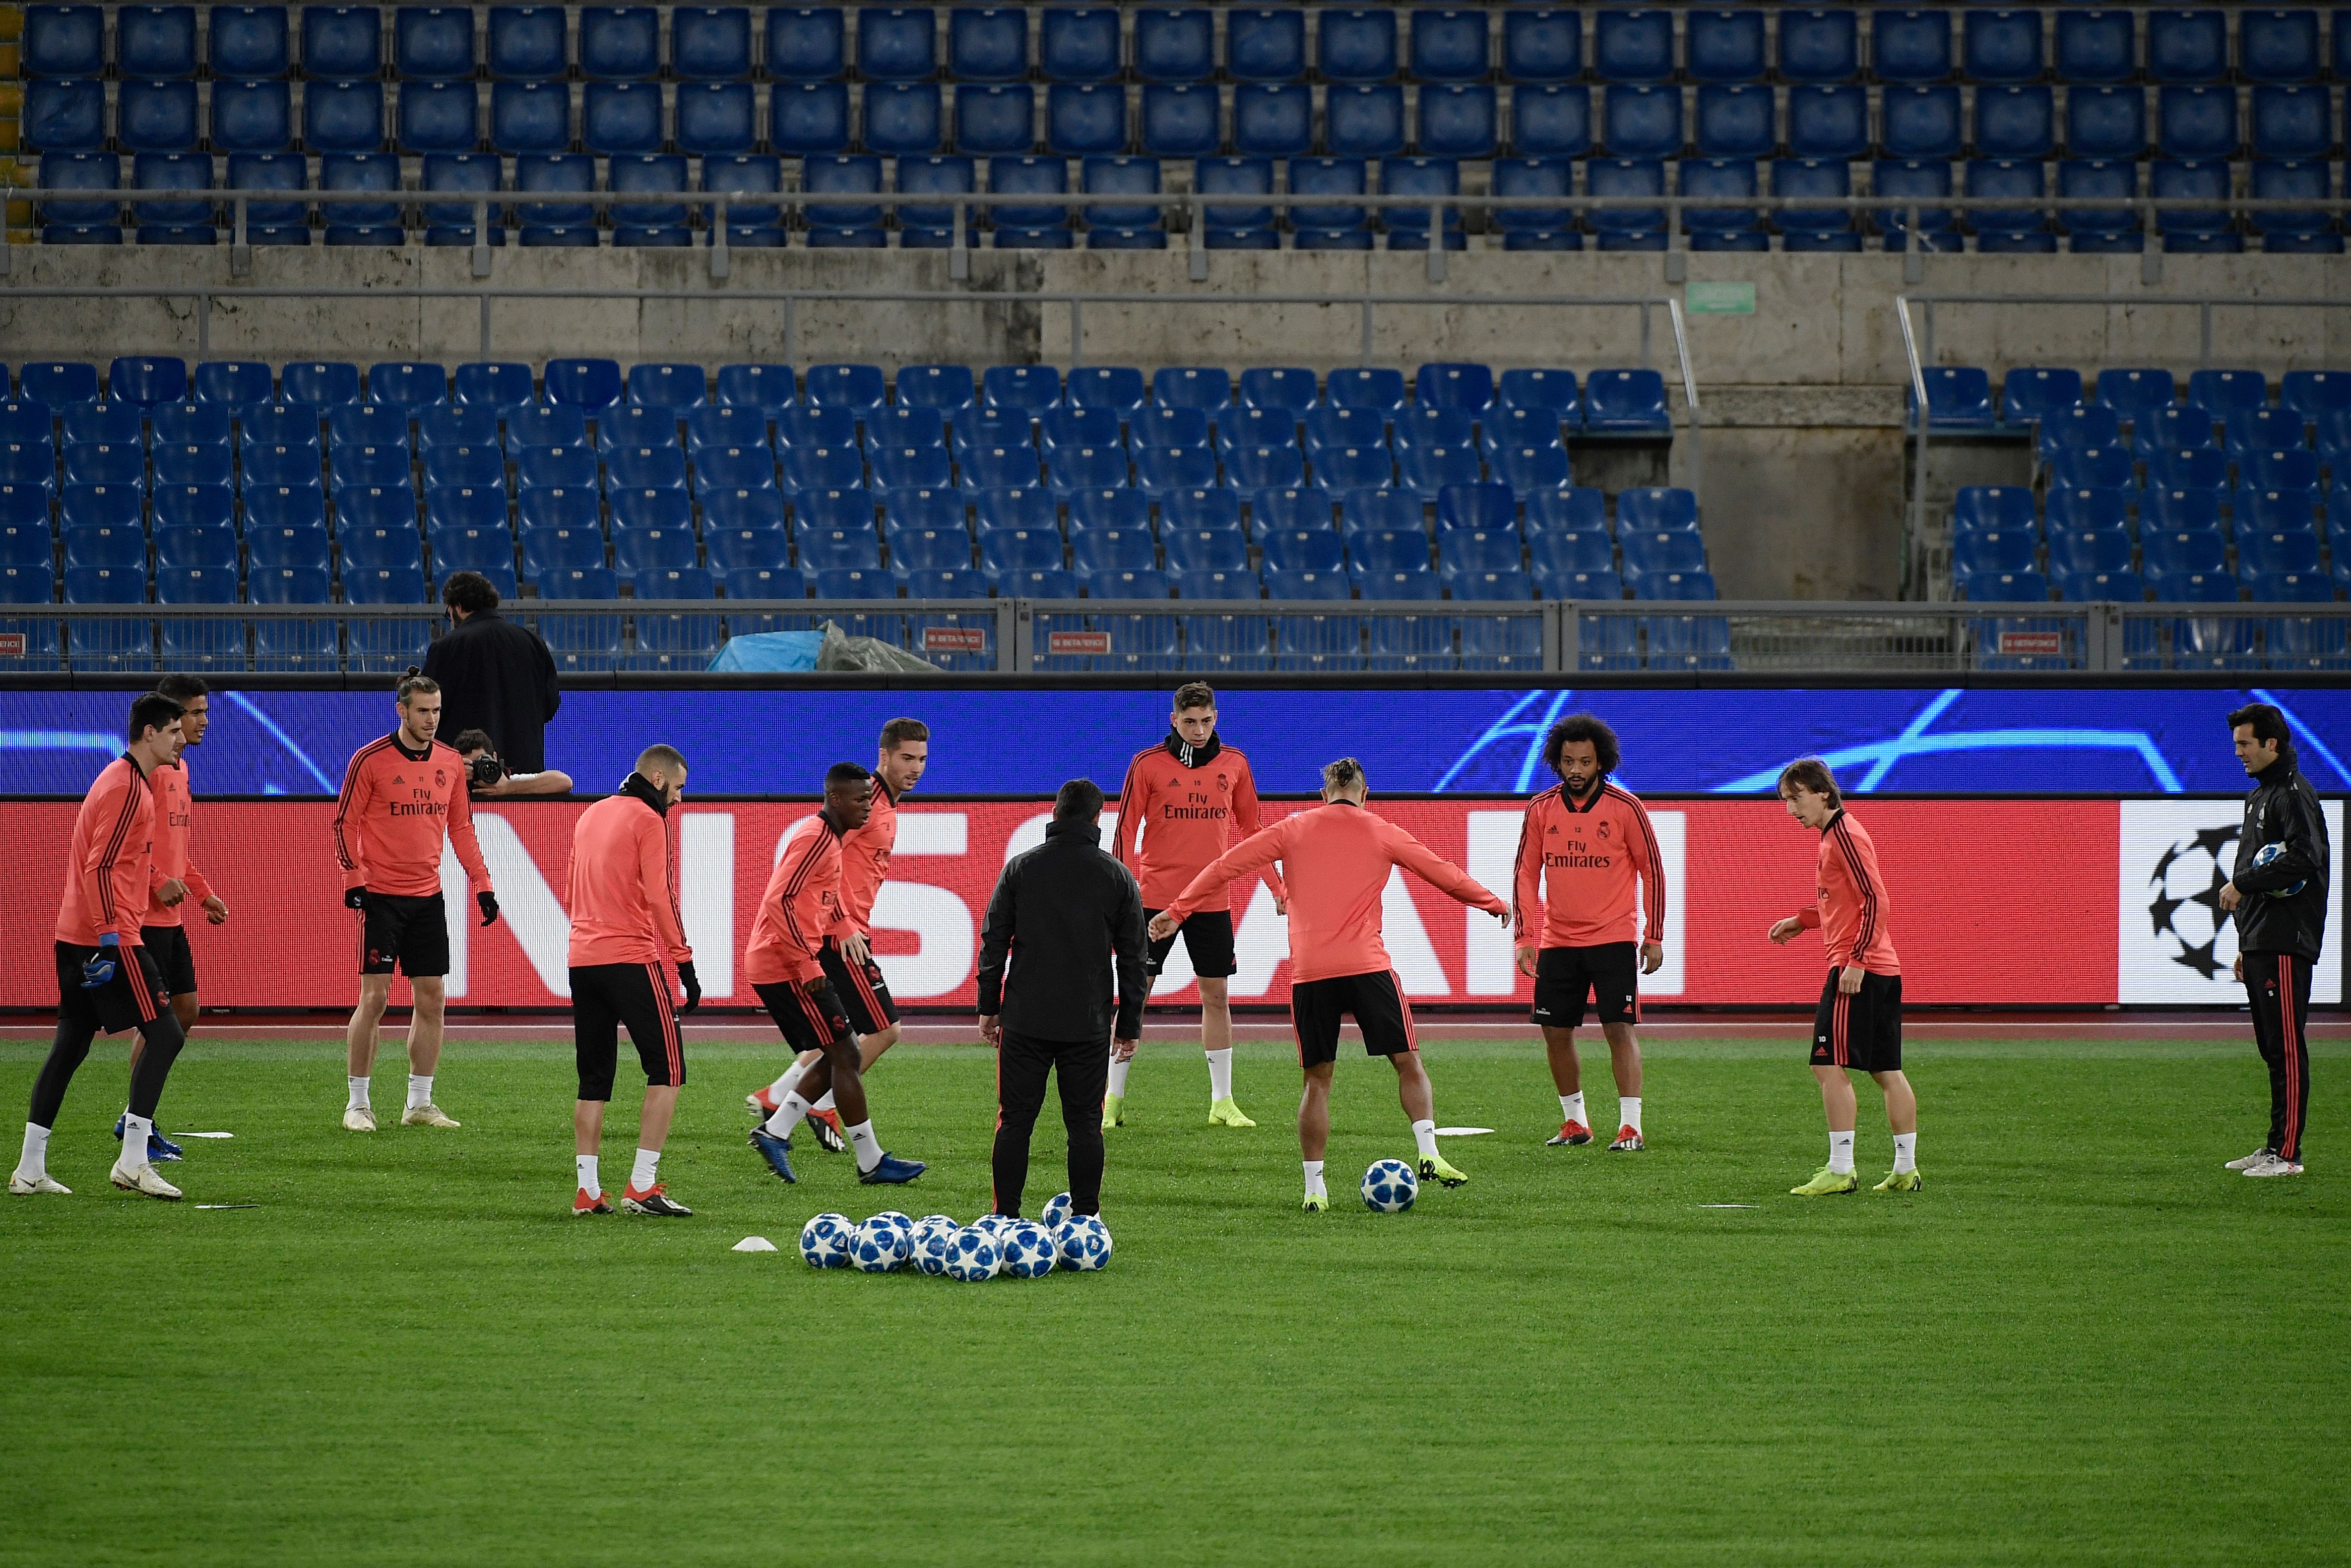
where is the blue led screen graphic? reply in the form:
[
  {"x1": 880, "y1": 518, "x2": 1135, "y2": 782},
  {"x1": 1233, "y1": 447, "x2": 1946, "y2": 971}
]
[{"x1": 2, "y1": 686, "x2": 2346, "y2": 798}]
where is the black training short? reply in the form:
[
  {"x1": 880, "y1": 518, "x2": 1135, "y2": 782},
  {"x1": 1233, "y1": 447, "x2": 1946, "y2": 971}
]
[
  {"x1": 819, "y1": 939, "x2": 900, "y2": 1036},
  {"x1": 140, "y1": 923, "x2": 197, "y2": 996},
  {"x1": 55, "y1": 940, "x2": 167, "y2": 1035},
  {"x1": 1530, "y1": 942, "x2": 1640, "y2": 1029},
  {"x1": 570, "y1": 962, "x2": 685, "y2": 1100},
  {"x1": 1291, "y1": 969, "x2": 1417, "y2": 1068},
  {"x1": 358, "y1": 890, "x2": 450, "y2": 978},
  {"x1": 754, "y1": 977, "x2": 853, "y2": 1054},
  {"x1": 1143, "y1": 907, "x2": 1237, "y2": 979},
  {"x1": 1811, "y1": 968, "x2": 1902, "y2": 1073}
]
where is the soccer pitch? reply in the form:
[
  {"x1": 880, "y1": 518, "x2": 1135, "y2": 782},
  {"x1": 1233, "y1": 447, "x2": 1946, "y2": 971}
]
[{"x1": 2, "y1": 1033, "x2": 2344, "y2": 1568}]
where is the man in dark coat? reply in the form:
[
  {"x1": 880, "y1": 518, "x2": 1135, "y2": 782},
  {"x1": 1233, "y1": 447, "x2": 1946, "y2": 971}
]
[
  {"x1": 976, "y1": 778, "x2": 1148, "y2": 1219},
  {"x1": 419, "y1": 571, "x2": 561, "y2": 774}
]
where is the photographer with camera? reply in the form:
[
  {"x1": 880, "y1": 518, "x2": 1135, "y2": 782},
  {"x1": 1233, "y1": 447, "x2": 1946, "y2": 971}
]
[
  {"x1": 420, "y1": 571, "x2": 561, "y2": 775},
  {"x1": 453, "y1": 730, "x2": 573, "y2": 798}
]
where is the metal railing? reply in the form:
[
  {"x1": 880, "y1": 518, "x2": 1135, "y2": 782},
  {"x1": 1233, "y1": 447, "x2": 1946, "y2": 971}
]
[
  {"x1": 6, "y1": 597, "x2": 2345, "y2": 676},
  {"x1": 1895, "y1": 289, "x2": 2351, "y2": 600},
  {"x1": 9, "y1": 185, "x2": 2344, "y2": 288}
]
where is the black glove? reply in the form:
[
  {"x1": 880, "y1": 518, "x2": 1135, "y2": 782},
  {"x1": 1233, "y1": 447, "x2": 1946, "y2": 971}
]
[
  {"x1": 345, "y1": 887, "x2": 367, "y2": 911},
  {"x1": 477, "y1": 891, "x2": 500, "y2": 927},
  {"x1": 677, "y1": 961, "x2": 702, "y2": 1015}
]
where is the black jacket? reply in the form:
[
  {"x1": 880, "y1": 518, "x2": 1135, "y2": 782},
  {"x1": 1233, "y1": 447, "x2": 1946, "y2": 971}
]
[
  {"x1": 419, "y1": 609, "x2": 561, "y2": 774},
  {"x1": 976, "y1": 818, "x2": 1148, "y2": 1043},
  {"x1": 2232, "y1": 752, "x2": 2332, "y2": 961}
]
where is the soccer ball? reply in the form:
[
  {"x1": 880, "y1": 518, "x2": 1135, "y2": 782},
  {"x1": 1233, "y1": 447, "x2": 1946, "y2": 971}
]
[
  {"x1": 999, "y1": 1219, "x2": 1057, "y2": 1278},
  {"x1": 909, "y1": 1215, "x2": 959, "y2": 1276},
  {"x1": 2253, "y1": 840, "x2": 2309, "y2": 897},
  {"x1": 972, "y1": 1212, "x2": 1013, "y2": 1240},
  {"x1": 1361, "y1": 1159, "x2": 1419, "y2": 1213},
  {"x1": 799, "y1": 1211, "x2": 856, "y2": 1268},
  {"x1": 1055, "y1": 1214, "x2": 1113, "y2": 1272},
  {"x1": 1040, "y1": 1191, "x2": 1074, "y2": 1232},
  {"x1": 852, "y1": 1216, "x2": 912, "y2": 1273},
  {"x1": 868, "y1": 1209, "x2": 915, "y2": 1238},
  {"x1": 945, "y1": 1226, "x2": 1001, "y2": 1282}
]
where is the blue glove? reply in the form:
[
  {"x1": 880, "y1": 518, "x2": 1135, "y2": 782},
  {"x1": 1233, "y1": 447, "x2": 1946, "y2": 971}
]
[{"x1": 82, "y1": 933, "x2": 120, "y2": 990}]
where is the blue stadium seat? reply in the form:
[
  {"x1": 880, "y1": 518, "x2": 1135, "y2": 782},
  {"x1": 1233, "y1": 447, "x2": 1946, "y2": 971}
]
[
  {"x1": 1436, "y1": 481, "x2": 1514, "y2": 535},
  {"x1": 1583, "y1": 369, "x2": 1670, "y2": 433},
  {"x1": 2147, "y1": 8, "x2": 2226, "y2": 84},
  {"x1": 488, "y1": 80, "x2": 569, "y2": 154},
  {"x1": 2242, "y1": 527, "x2": 2324, "y2": 578},
  {"x1": 1692, "y1": 83, "x2": 1771, "y2": 160},
  {"x1": 1132, "y1": 7, "x2": 1212, "y2": 83},
  {"x1": 1135, "y1": 84, "x2": 1218, "y2": 160},
  {"x1": 778, "y1": 407, "x2": 858, "y2": 452},
  {"x1": 1778, "y1": 9, "x2": 1857, "y2": 82},
  {"x1": 1395, "y1": 444, "x2": 1479, "y2": 504},
  {"x1": 1601, "y1": 83, "x2": 1681, "y2": 160},
  {"x1": 2095, "y1": 368, "x2": 2177, "y2": 423},
  {"x1": 765, "y1": 7, "x2": 844, "y2": 80},
  {"x1": 2048, "y1": 446, "x2": 2131, "y2": 490},
  {"x1": 1948, "y1": 486, "x2": 2035, "y2": 535},
  {"x1": 954, "y1": 83, "x2": 1035, "y2": 156},
  {"x1": 118, "y1": 79, "x2": 200, "y2": 155},
  {"x1": 1417, "y1": 85, "x2": 1497, "y2": 159},
  {"x1": 2252, "y1": 85, "x2": 2330, "y2": 160},
  {"x1": 2053, "y1": 9, "x2": 2133, "y2": 81},
  {"x1": 244, "y1": 483, "x2": 329, "y2": 536},
  {"x1": 864, "y1": 82, "x2": 942, "y2": 158},
  {"x1": 769, "y1": 82, "x2": 851, "y2": 155},
  {"x1": 2244, "y1": 10, "x2": 2321, "y2": 83},
  {"x1": 1872, "y1": 9, "x2": 1951, "y2": 82},
  {"x1": 2038, "y1": 405, "x2": 2121, "y2": 460},
  {"x1": 2044, "y1": 487, "x2": 2131, "y2": 537},
  {"x1": 2237, "y1": 483, "x2": 2322, "y2": 532},
  {"x1": 1588, "y1": 8, "x2": 1668, "y2": 83},
  {"x1": 1999, "y1": 367, "x2": 2082, "y2": 426},
  {"x1": 706, "y1": 521, "x2": 789, "y2": 573},
  {"x1": 298, "y1": 5, "x2": 380, "y2": 78},
  {"x1": 715, "y1": 365, "x2": 797, "y2": 417},
  {"x1": 2142, "y1": 526, "x2": 2229, "y2": 583},
  {"x1": 2146, "y1": 447, "x2": 2226, "y2": 491},
  {"x1": 1510, "y1": 84, "x2": 1592, "y2": 159},
  {"x1": 62, "y1": 443, "x2": 144, "y2": 488},
  {"x1": 2158, "y1": 86, "x2": 2237, "y2": 159},
  {"x1": 721, "y1": 564, "x2": 807, "y2": 603},
  {"x1": 858, "y1": 7, "x2": 937, "y2": 81},
  {"x1": 2231, "y1": 409, "x2": 2309, "y2": 456},
  {"x1": 668, "y1": 6, "x2": 750, "y2": 80},
  {"x1": 154, "y1": 398, "x2": 231, "y2": 446},
  {"x1": 516, "y1": 444, "x2": 595, "y2": 489},
  {"x1": 948, "y1": 7, "x2": 1026, "y2": 81},
  {"x1": 987, "y1": 155, "x2": 1070, "y2": 242},
  {"x1": 581, "y1": 81, "x2": 661, "y2": 156},
  {"x1": 1039, "y1": 6, "x2": 1118, "y2": 83},
  {"x1": 1977, "y1": 85, "x2": 2055, "y2": 160},
  {"x1": 685, "y1": 406, "x2": 771, "y2": 454},
  {"x1": 1226, "y1": 7, "x2": 1304, "y2": 82},
  {"x1": 319, "y1": 151, "x2": 400, "y2": 239},
  {"x1": 1787, "y1": 84, "x2": 1868, "y2": 160},
  {"x1": 1069, "y1": 525, "x2": 1157, "y2": 575},
  {"x1": 1678, "y1": 8, "x2": 1760, "y2": 83},
  {"x1": 1963, "y1": 8, "x2": 2043, "y2": 83},
  {"x1": 608, "y1": 446, "x2": 689, "y2": 491},
  {"x1": 994, "y1": 566, "x2": 1079, "y2": 600},
  {"x1": 305, "y1": 80, "x2": 385, "y2": 155},
  {"x1": 1303, "y1": 408, "x2": 1389, "y2": 458},
  {"x1": 154, "y1": 443, "x2": 233, "y2": 489},
  {"x1": 1063, "y1": 488, "x2": 1147, "y2": 540},
  {"x1": 575, "y1": 6, "x2": 658, "y2": 80},
  {"x1": 670, "y1": 84, "x2": 756, "y2": 158}
]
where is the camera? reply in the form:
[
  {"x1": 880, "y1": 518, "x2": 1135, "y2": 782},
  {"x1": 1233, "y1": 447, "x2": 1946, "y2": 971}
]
[{"x1": 469, "y1": 753, "x2": 506, "y2": 789}]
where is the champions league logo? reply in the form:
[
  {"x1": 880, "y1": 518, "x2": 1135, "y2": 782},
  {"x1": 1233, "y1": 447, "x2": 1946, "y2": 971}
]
[{"x1": 2147, "y1": 825, "x2": 2240, "y2": 980}]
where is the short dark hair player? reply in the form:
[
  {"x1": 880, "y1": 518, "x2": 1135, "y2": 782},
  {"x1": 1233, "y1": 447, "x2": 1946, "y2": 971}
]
[{"x1": 11, "y1": 694, "x2": 193, "y2": 1200}]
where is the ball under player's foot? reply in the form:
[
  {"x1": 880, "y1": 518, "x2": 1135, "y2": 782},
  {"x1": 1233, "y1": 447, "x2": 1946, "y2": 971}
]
[
  {"x1": 1790, "y1": 1166, "x2": 1859, "y2": 1197},
  {"x1": 805, "y1": 1107, "x2": 848, "y2": 1154},
  {"x1": 1101, "y1": 1092, "x2": 1125, "y2": 1131},
  {"x1": 1608, "y1": 1126, "x2": 1645, "y2": 1152},
  {"x1": 8, "y1": 1172, "x2": 71, "y2": 1195},
  {"x1": 1208, "y1": 1096, "x2": 1256, "y2": 1127},
  {"x1": 113, "y1": 1114, "x2": 184, "y2": 1162},
  {"x1": 1872, "y1": 1168, "x2": 1923, "y2": 1193},
  {"x1": 748, "y1": 1126, "x2": 798, "y2": 1183},
  {"x1": 1417, "y1": 1153, "x2": 1469, "y2": 1188},
  {"x1": 571, "y1": 1188, "x2": 614, "y2": 1216},
  {"x1": 109, "y1": 1159, "x2": 182, "y2": 1201},
  {"x1": 342, "y1": 1105, "x2": 377, "y2": 1133},
  {"x1": 402, "y1": 1103, "x2": 461, "y2": 1128},
  {"x1": 858, "y1": 1152, "x2": 927, "y2": 1185},
  {"x1": 1547, "y1": 1119, "x2": 1594, "y2": 1146},
  {"x1": 621, "y1": 1183, "x2": 693, "y2": 1216}
]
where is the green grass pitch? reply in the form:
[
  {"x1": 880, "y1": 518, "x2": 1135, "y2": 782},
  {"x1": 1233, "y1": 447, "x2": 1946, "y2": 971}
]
[{"x1": 2, "y1": 1032, "x2": 2345, "y2": 1567}]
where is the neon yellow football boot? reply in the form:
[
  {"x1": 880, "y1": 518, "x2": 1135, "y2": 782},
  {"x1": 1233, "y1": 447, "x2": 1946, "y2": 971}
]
[
  {"x1": 1417, "y1": 1153, "x2": 1469, "y2": 1188},
  {"x1": 1791, "y1": 1165, "x2": 1860, "y2": 1197},
  {"x1": 1872, "y1": 1168, "x2": 1922, "y2": 1193},
  {"x1": 1101, "y1": 1093, "x2": 1125, "y2": 1131},
  {"x1": 1208, "y1": 1097, "x2": 1256, "y2": 1127}
]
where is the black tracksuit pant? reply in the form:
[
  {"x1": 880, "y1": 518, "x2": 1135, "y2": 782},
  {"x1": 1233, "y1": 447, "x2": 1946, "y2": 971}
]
[
  {"x1": 2244, "y1": 950, "x2": 2313, "y2": 1163},
  {"x1": 991, "y1": 1029, "x2": 1108, "y2": 1219}
]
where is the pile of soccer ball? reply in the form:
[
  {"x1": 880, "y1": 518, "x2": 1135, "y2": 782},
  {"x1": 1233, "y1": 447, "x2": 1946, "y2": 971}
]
[{"x1": 799, "y1": 1191, "x2": 1113, "y2": 1280}]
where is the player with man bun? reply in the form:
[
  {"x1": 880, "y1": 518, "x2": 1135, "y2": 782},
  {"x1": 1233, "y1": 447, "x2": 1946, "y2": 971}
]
[
  {"x1": 1152, "y1": 758, "x2": 1509, "y2": 1210},
  {"x1": 11, "y1": 693, "x2": 193, "y2": 1200}
]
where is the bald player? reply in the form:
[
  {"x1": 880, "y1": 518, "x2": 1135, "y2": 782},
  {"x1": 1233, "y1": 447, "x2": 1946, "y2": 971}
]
[
  {"x1": 1152, "y1": 758, "x2": 1510, "y2": 1210},
  {"x1": 748, "y1": 717, "x2": 929, "y2": 1152},
  {"x1": 566, "y1": 744, "x2": 700, "y2": 1217}
]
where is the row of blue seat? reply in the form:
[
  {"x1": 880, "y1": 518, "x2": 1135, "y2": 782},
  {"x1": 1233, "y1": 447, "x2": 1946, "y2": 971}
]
[
  {"x1": 0, "y1": 356, "x2": 1671, "y2": 425},
  {"x1": 25, "y1": 8, "x2": 2351, "y2": 92},
  {"x1": 33, "y1": 77, "x2": 2351, "y2": 163},
  {"x1": 1921, "y1": 364, "x2": 2351, "y2": 430},
  {"x1": 1958, "y1": 483, "x2": 2351, "y2": 537},
  {"x1": 1955, "y1": 563, "x2": 2345, "y2": 606},
  {"x1": 1959, "y1": 520, "x2": 2351, "y2": 582},
  {"x1": 0, "y1": 555, "x2": 1721, "y2": 606}
]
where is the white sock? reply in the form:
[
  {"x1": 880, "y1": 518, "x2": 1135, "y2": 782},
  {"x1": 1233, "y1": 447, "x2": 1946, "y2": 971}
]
[
  {"x1": 16, "y1": 1122, "x2": 50, "y2": 1181},
  {"x1": 1205, "y1": 1047, "x2": 1234, "y2": 1102},
  {"x1": 1620, "y1": 1096, "x2": 1643, "y2": 1134},
  {"x1": 1108, "y1": 1056, "x2": 1132, "y2": 1097},
  {"x1": 1560, "y1": 1091, "x2": 1585, "y2": 1125},
  {"x1": 630, "y1": 1147, "x2": 660, "y2": 1191},
  {"x1": 763, "y1": 1090, "x2": 812, "y2": 1139},
  {"x1": 765, "y1": 1060, "x2": 807, "y2": 1101},
  {"x1": 347, "y1": 1076, "x2": 371, "y2": 1111},
  {"x1": 576, "y1": 1155, "x2": 600, "y2": 1198},
  {"x1": 1892, "y1": 1132, "x2": 1917, "y2": 1174},
  {"x1": 1828, "y1": 1130, "x2": 1856, "y2": 1174},
  {"x1": 120, "y1": 1114, "x2": 152, "y2": 1169},
  {"x1": 1412, "y1": 1118, "x2": 1438, "y2": 1160},
  {"x1": 406, "y1": 1074, "x2": 433, "y2": 1111},
  {"x1": 847, "y1": 1119, "x2": 882, "y2": 1174},
  {"x1": 813, "y1": 1090, "x2": 837, "y2": 1113},
  {"x1": 1302, "y1": 1158, "x2": 1326, "y2": 1199}
]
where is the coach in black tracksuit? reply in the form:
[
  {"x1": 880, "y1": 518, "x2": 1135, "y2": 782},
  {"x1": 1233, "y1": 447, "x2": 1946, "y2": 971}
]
[
  {"x1": 2219, "y1": 702, "x2": 2330, "y2": 1175},
  {"x1": 977, "y1": 778, "x2": 1148, "y2": 1219}
]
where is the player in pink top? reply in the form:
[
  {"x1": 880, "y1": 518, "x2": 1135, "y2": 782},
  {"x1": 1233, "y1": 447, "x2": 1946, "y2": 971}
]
[
  {"x1": 1153, "y1": 758, "x2": 1511, "y2": 1209},
  {"x1": 1767, "y1": 758, "x2": 1921, "y2": 1197},
  {"x1": 1512, "y1": 714, "x2": 1665, "y2": 1153}
]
